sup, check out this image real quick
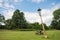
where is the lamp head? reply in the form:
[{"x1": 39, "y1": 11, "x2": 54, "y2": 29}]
[{"x1": 37, "y1": 8, "x2": 41, "y2": 11}]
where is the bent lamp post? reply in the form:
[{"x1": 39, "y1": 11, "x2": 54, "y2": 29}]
[{"x1": 37, "y1": 8, "x2": 47, "y2": 38}]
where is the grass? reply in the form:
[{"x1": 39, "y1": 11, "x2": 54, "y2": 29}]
[{"x1": 0, "y1": 30, "x2": 60, "y2": 40}]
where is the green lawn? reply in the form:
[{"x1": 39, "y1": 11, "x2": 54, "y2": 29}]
[{"x1": 0, "y1": 30, "x2": 60, "y2": 40}]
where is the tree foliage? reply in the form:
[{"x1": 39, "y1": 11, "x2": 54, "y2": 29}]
[
  {"x1": 28, "y1": 22, "x2": 48, "y2": 30},
  {"x1": 28, "y1": 22, "x2": 41, "y2": 30},
  {"x1": 51, "y1": 9, "x2": 60, "y2": 30},
  {"x1": 12, "y1": 9, "x2": 28, "y2": 29},
  {"x1": 0, "y1": 14, "x2": 5, "y2": 22},
  {"x1": 5, "y1": 19, "x2": 15, "y2": 29},
  {"x1": 0, "y1": 14, "x2": 5, "y2": 29}
]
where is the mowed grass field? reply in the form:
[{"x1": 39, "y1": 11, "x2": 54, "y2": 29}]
[{"x1": 0, "y1": 30, "x2": 60, "y2": 40}]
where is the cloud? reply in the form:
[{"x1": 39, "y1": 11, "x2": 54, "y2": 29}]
[
  {"x1": 3, "y1": 9, "x2": 14, "y2": 20},
  {"x1": 14, "y1": 0, "x2": 23, "y2": 2},
  {"x1": 0, "y1": 0, "x2": 15, "y2": 20},
  {"x1": 4, "y1": 3, "x2": 14, "y2": 9},
  {"x1": 0, "y1": 0, "x2": 14, "y2": 9},
  {"x1": 51, "y1": 4, "x2": 60, "y2": 11},
  {"x1": 31, "y1": 0, "x2": 44, "y2": 3},
  {"x1": 0, "y1": 0, "x2": 2, "y2": 3},
  {"x1": 5, "y1": 0, "x2": 9, "y2": 3},
  {"x1": 24, "y1": 9, "x2": 53, "y2": 25},
  {"x1": 0, "y1": 3, "x2": 2, "y2": 7},
  {"x1": 0, "y1": 0, "x2": 3, "y2": 7},
  {"x1": 14, "y1": 0, "x2": 19, "y2": 2},
  {"x1": 24, "y1": 12, "x2": 41, "y2": 23},
  {"x1": 41, "y1": 9, "x2": 53, "y2": 25},
  {"x1": 24, "y1": 4, "x2": 60, "y2": 25}
]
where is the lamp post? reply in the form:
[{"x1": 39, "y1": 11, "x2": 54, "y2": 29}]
[{"x1": 37, "y1": 8, "x2": 47, "y2": 38}]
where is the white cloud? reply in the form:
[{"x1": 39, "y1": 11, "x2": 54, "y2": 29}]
[
  {"x1": 31, "y1": 0, "x2": 44, "y2": 3},
  {"x1": 4, "y1": 3, "x2": 14, "y2": 9},
  {"x1": 14, "y1": 0, "x2": 19, "y2": 2},
  {"x1": 0, "y1": 0, "x2": 14, "y2": 20},
  {"x1": 24, "y1": 12, "x2": 41, "y2": 23},
  {"x1": 51, "y1": 4, "x2": 60, "y2": 11},
  {"x1": 14, "y1": 0, "x2": 23, "y2": 2},
  {"x1": 0, "y1": 3, "x2": 2, "y2": 7},
  {"x1": 0, "y1": 0, "x2": 14, "y2": 9},
  {"x1": 0, "y1": 0, "x2": 3, "y2": 7},
  {"x1": 41, "y1": 9, "x2": 53, "y2": 25},
  {"x1": 0, "y1": 0, "x2": 2, "y2": 3},
  {"x1": 3, "y1": 9, "x2": 14, "y2": 20},
  {"x1": 5, "y1": 0, "x2": 9, "y2": 3},
  {"x1": 24, "y1": 9, "x2": 53, "y2": 26}
]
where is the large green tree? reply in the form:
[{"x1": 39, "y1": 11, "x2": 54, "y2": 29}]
[
  {"x1": 51, "y1": 9, "x2": 60, "y2": 30},
  {"x1": 12, "y1": 9, "x2": 28, "y2": 29}
]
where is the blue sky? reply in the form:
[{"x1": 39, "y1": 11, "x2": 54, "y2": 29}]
[
  {"x1": 0, "y1": 0, "x2": 60, "y2": 25},
  {"x1": 0, "y1": 0, "x2": 60, "y2": 12}
]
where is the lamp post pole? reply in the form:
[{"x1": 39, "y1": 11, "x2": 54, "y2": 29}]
[{"x1": 37, "y1": 8, "x2": 47, "y2": 38}]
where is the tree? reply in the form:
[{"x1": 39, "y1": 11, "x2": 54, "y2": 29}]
[
  {"x1": 31, "y1": 22, "x2": 42, "y2": 30},
  {"x1": 5, "y1": 19, "x2": 15, "y2": 29},
  {"x1": 12, "y1": 9, "x2": 28, "y2": 29},
  {"x1": 0, "y1": 14, "x2": 5, "y2": 22},
  {"x1": 0, "y1": 14, "x2": 5, "y2": 29},
  {"x1": 28, "y1": 22, "x2": 43, "y2": 30},
  {"x1": 27, "y1": 22, "x2": 48, "y2": 30},
  {"x1": 51, "y1": 9, "x2": 60, "y2": 30}
]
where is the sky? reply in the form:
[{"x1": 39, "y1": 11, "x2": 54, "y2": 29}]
[{"x1": 0, "y1": 0, "x2": 60, "y2": 26}]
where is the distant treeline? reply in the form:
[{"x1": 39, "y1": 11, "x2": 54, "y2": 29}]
[{"x1": 0, "y1": 9, "x2": 60, "y2": 30}]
